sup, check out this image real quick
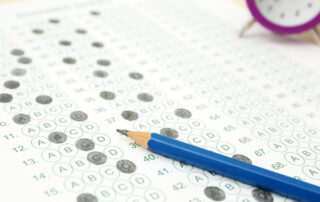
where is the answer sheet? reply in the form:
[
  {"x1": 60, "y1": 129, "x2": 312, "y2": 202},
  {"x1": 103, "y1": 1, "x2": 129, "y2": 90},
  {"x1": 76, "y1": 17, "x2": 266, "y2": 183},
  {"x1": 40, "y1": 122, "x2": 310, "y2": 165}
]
[{"x1": 0, "y1": 0, "x2": 319, "y2": 201}]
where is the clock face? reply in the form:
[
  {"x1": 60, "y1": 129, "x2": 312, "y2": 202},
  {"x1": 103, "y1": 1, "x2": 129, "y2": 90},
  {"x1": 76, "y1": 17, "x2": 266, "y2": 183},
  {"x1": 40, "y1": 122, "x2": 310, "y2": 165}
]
[{"x1": 247, "y1": 0, "x2": 320, "y2": 33}]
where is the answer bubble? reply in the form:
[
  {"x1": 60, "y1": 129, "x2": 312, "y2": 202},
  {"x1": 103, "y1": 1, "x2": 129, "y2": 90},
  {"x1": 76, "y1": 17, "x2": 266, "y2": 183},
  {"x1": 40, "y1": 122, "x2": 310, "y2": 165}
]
[
  {"x1": 87, "y1": 151, "x2": 107, "y2": 165},
  {"x1": 76, "y1": 138, "x2": 95, "y2": 151},
  {"x1": 129, "y1": 173, "x2": 150, "y2": 189},
  {"x1": 42, "y1": 149, "x2": 61, "y2": 162},
  {"x1": 4, "y1": 80, "x2": 20, "y2": 89},
  {"x1": 59, "y1": 40, "x2": 72, "y2": 46},
  {"x1": 188, "y1": 135, "x2": 206, "y2": 147},
  {"x1": 219, "y1": 180, "x2": 241, "y2": 195},
  {"x1": 100, "y1": 165, "x2": 120, "y2": 179},
  {"x1": 59, "y1": 144, "x2": 78, "y2": 157},
  {"x1": 70, "y1": 111, "x2": 88, "y2": 122},
  {"x1": 104, "y1": 146, "x2": 123, "y2": 159},
  {"x1": 202, "y1": 130, "x2": 220, "y2": 142},
  {"x1": 6, "y1": 103, "x2": 21, "y2": 113},
  {"x1": 36, "y1": 95, "x2": 53, "y2": 105},
  {"x1": 174, "y1": 108, "x2": 192, "y2": 119},
  {"x1": 11, "y1": 68, "x2": 26, "y2": 76},
  {"x1": 251, "y1": 188, "x2": 273, "y2": 202},
  {"x1": 100, "y1": 91, "x2": 116, "y2": 100},
  {"x1": 217, "y1": 142, "x2": 236, "y2": 154},
  {"x1": 76, "y1": 28, "x2": 87, "y2": 34},
  {"x1": 77, "y1": 193, "x2": 98, "y2": 202},
  {"x1": 160, "y1": 128, "x2": 179, "y2": 139},
  {"x1": 97, "y1": 59, "x2": 111, "y2": 66},
  {"x1": 144, "y1": 188, "x2": 166, "y2": 202},
  {"x1": 95, "y1": 186, "x2": 116, "y2": 201},
  {"x1": 129, "y1": 72, "x2": 143, "y2": 80},
  {"x1": 39, "y1": 120, "x2": 56, "y2": 131},
  {"x1": 10, "y1": 49, "x2": 24, "y2": 56},
  {"x1": 90, "y1": 11, "x2": 100, "y2": 16},
  {"x1": 65, "y1": 177, "x2": 84, "y2": 192},
  {"x1": 121, "y1": 110, "x2": 138, "y2": 121},
  {"x1": 112, "y1": 179, "x2": 133, "y2": 195},
  {"x1": 31, "y1": 136, "x2": 50, "y2": 149},
  {"x1": 173, "y1": 160, "x2": 193, "y2": 172},
  {"x1": 81, "y1": 122, "x2": 99, "y2": 133},
  {"x1": 0, "y1": 93, "x2": 13, "y2": 103},
  {"x1": 48, "y1": 131, "x2": 67, "y2": 144},
  {"x1": 82, "y1": 171, "x2": 102, "y2": 186},
  {"x1": 188, "y1": 172, "x2": 208, "y2": 186},
  {"x1": 18, "y1": 57, "x2": 32, "y2": 64},
  {"x1": 174, "y1": 123, "x2": 192, "y2": 135},
  {"x1": 204, "y1": 186, "x2": 226, "y2": 201},
  {"x1": 137, "y1": 93, "x2": 153, "y2": 102},
  {"x1": 116, "y1": 159, "x2": 136, "y2": 174},
  {"x1": 53, "y1": 162, "x2": 73, "y2": 177},
  {"x1": 93, "y1": 134, "x2": 111, "y2": 146},
  {"x1": 93, "y1": 70, "x2": 108, "y2": 78},
  {"x1": 92, "y1": 42, "x2": 104, "y2": 48},
  {"x1": 13, "y1": 113, "x2": 30, "y2": 124},
  {"x1": 62, "y1": 57, "x2": 76, "y2": 64},
  {"x1": 70, "y1": 157, "x2": 90, "y2": 170},
  {"x1": 55, "y1": 115, "x2": 72, "y2": 126},
  {"x1": 65, "y1": 126, "x2": 83, "y2": 138},
  {"x1": 49, "y1": 18, "x2": 60, "y2": 24},
  {"x1": 32, "y1": 29, "x2": 44, "y2": 34},
  {"x1": 23, "y1": 125, "x2": 40, "y2": 137},
  {"x1": 232, "y1": 154, "x2": 252, "y2": 164}
]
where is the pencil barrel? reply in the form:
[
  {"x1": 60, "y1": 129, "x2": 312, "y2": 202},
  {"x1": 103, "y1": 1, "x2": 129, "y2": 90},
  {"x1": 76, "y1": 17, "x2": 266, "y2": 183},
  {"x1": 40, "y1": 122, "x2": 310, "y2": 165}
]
[{"x1": 147, "y1": 133, "x2": 320, "y2": 202}]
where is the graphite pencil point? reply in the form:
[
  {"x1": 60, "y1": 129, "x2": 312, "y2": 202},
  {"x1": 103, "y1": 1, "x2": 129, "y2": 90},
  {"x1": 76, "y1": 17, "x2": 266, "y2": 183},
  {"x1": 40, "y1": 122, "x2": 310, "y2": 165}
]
[{"x1": 116, "y1": 129, "x2": 129, "y2": 136}]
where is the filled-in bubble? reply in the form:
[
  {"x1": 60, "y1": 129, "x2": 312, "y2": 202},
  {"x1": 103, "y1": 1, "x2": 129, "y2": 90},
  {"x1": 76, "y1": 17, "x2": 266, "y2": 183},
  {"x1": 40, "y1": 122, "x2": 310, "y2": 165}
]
[
  {"x1": 35, "y1": 95, "x2": 53, "y2": 105},
  {"x1": 49, "y1": 19, "x2": 60, "y2": 24},
  {"x1": 92, "y1": 42, "x2": 104, "y2": 48},
  {"x1": 4, "y1": 80, "x2": 20, "y2": 89},
  {"x1": 232, "y1": 154, "x2": 252, "y2": 164},
  {"x1": 76, "y1": 138, "x2": 95, "y2": 151},
  {"x1": 87, "y1": 151, "x2": 107, "y2": 165},
  {"x1": 174, "y1": 108, "x2": 192, "y2": 119},
  {"x1": 48, "y1": 131, "x2": 67, "y2": 144},
  {"x1": 18, "y1": 57, "x2": 32, "y2": 64},
  {"x1": 252, "y1": 188, "x2": 274, "y2": 202},
  {"x1": 11, "y1": 68, "x2": 26, "y2": 76},
  {"x1": 62, "y1": 57, "x2": 76, "y2": 64},
  {"x1": 59, "y1": 40, "x2": 71, "y2": 46},
  {"x1": 10, "y1": 49, "x2": 24, "y2": 56},
  {"x1": 137, "y1": 93, "x2": 153, "y2": 102},
  {"x1": 129, "y1": 72, "x2": 143, "y2": 80},
  {"x1": 0, "y1": 93, "x2": 13, "y2": 103},
  {"x1": 90, "y1": 11, "x2": 100, "y2": 16},
  {"x1": 12, "y1": 113, "x2": 31, "y2": 125},
  {"x1": 97, "y1": 59, "x2": 111, "y2": 66},
  {"x1": 121, "y1": 110, "x2": 138, "y2": 121},
  {"x1": 100, "y1": 91, "x2": 116, "y2": 100},
  {"x1": 93, "y1": 70, "x2": 108, "y2": 78},
  {"x1": 32, "y1": 29, "x2": 44, "y2": 34},
  {"x1": 116, "y1": 159, "x2": 136, "y2": 173},
  {"x1": 160, "y1": 128, "x2": 179, "y2": 139},
  {"x1": 70, "y1": 111, "x2": 88, "y2": 122},
  {"x1": 77, "y1": 193, "x2": 98, "y2": 202},
  {"x1": 76, "y1": 28, "x2": 87, "y2": 34},
  {"x1": 204, "y1": 186, "x2": 226, "y2": 201}
]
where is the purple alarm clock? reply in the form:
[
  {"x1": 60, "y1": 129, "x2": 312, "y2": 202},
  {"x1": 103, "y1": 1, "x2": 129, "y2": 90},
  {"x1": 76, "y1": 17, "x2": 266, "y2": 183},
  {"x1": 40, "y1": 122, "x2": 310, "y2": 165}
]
[{"x1": 240, "y1": 0, "x2": 320, "y2": 43}]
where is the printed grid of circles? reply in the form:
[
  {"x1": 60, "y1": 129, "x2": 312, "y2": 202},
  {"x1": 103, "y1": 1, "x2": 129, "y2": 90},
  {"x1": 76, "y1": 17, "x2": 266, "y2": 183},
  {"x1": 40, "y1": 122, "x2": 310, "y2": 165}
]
[{"x1": 0, "y1": 0, "x2": 319, "y2": 201}]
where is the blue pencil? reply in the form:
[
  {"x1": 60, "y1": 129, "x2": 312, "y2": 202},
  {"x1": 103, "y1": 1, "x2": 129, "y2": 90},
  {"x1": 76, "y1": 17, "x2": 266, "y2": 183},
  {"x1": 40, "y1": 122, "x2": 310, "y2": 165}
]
[{"x1": 116, "y1": 129, "x2": 320, "y2": 202}]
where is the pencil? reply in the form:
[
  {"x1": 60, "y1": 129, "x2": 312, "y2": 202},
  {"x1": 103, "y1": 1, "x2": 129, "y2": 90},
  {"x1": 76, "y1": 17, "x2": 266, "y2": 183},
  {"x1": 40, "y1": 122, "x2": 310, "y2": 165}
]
[{"x1": 116, "y1": 129, "x2": 320, "y2": 202}]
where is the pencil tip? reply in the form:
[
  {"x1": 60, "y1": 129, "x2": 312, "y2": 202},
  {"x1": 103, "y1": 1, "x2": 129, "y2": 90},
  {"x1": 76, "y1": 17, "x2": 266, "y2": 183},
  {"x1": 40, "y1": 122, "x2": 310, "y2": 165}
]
[{"x1": 116, "y1": 129, "x2": 129, "y2": 136}]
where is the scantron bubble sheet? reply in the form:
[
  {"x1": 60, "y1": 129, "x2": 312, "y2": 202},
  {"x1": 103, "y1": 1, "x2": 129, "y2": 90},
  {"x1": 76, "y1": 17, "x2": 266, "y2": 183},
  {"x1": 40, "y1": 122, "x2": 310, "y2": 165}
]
[{"x1": 0, "y1": 0, "x2": 319, "y2": 201}]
